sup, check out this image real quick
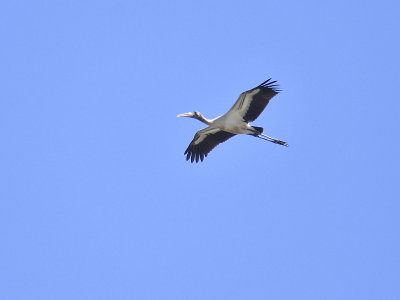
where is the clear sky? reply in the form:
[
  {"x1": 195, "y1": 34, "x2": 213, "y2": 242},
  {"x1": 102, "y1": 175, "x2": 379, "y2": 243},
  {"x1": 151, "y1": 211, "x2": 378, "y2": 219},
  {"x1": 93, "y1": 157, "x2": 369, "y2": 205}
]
[{"x1": 1, "y1": 0, "x2": 399, "y2": 299}]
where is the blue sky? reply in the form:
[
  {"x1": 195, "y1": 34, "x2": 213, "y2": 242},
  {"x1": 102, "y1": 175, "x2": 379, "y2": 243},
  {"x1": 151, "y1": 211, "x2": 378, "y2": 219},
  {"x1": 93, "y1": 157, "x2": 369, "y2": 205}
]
[{"x1": 1, "y1": 0, "x2": 399, "y2": 299}]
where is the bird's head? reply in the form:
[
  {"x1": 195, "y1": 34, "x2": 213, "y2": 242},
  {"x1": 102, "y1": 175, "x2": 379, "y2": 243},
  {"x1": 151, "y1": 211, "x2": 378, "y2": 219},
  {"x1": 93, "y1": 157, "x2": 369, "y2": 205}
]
[{"x1": 176, "y1": 111, "x2": 201, "y2": 119}]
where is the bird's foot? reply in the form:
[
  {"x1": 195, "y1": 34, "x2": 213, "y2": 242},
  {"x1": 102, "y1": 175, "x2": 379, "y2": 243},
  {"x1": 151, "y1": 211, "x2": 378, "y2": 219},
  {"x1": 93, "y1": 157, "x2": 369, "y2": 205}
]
[{"x1": 273, "y1": 139, "x2": 289, "y2": 147}]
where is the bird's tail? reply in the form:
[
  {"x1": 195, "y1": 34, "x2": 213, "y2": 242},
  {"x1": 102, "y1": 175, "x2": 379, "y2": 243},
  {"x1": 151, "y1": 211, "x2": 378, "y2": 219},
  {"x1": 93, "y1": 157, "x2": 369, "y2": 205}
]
[{"x1": 252, "y1": 126, "x2": 264, "y2": 134}]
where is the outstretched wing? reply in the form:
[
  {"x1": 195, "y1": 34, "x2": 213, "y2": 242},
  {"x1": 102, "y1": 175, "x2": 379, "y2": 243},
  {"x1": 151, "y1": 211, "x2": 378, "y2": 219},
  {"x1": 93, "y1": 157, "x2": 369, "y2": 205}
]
[
  {"x1": 184, "y1": 127, "x2": 236, "y2": 163},
  {"x1": 227, "y1": 78, "x2": 281, "y2": 123}
]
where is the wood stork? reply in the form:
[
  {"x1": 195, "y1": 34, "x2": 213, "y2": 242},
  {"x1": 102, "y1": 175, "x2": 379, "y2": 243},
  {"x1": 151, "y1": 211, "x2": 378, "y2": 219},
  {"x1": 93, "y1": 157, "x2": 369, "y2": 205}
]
[{"x1": 177, "y1": 78, "x2": 288, "y2": 163}]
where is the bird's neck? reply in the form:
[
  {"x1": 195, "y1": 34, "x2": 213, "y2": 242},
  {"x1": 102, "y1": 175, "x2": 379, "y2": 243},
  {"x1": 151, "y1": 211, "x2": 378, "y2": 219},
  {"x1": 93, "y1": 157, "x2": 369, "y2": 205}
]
[{"x1": 195, "y1": 114, "x2": 212, "y2": 125}]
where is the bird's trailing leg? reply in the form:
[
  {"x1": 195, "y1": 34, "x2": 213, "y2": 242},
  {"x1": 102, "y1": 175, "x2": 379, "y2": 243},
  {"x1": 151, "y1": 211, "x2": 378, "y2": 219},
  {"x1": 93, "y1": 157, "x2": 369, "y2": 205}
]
[{"x1": 257, "y1": 133, "x2": 289, "y2": 146}]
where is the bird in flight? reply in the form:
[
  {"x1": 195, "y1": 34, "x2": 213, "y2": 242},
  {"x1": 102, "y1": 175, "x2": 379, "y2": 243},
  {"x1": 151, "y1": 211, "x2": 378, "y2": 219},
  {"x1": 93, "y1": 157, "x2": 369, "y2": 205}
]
[{"x1": 177, "y1": 78, "x2": 288, "y2": 163}]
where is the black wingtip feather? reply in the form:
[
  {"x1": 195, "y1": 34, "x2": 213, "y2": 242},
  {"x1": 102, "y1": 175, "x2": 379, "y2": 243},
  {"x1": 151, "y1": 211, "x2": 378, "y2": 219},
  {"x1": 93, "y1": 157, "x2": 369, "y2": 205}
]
[
  {"x1": 182, "y1": 130, "x2": 236, "y2": 163},
  {"x1": 258, "y1": 78, "x2": 272, "y2": 85},
  {"x1": 257, "y1": 78, "x2": 281, "y2": 93}
]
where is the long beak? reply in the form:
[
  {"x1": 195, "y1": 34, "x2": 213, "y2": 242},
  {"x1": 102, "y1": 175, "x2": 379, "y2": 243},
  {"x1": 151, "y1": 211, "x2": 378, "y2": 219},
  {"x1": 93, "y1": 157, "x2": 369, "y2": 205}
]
[{"x1": 176, "y1": 112, "x2": 193, "y2": 118}]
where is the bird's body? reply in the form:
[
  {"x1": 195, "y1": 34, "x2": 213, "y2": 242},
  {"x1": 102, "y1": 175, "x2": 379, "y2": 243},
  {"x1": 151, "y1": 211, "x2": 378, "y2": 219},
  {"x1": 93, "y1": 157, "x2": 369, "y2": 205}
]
[
  {"x1": 177, "y1": 79, "x2": 288, "y2": 163},
  {"x1": 207, "y1": 114, "x2": 249, "y2": 134}
]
